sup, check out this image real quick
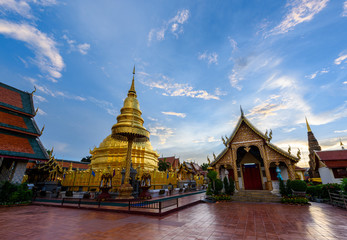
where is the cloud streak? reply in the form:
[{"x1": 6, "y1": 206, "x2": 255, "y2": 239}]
[
  {"x1": 139, "y1": 73, "x2": 220, "y2": 100},
  {"x1": 148, "y1": 9, "x2": 189, "y2": 43},
  {"x1": 198, "y1": 51, "x2": 218, "y2": 65},
  {"x1": 162, "y1": 111, "x2": 186, "y2": 118},
  {"x1": 268, "y1": 0, "x2": 329, "y2": 36},
  {"x1": 0, "y1": 20, "x2": 64, "y2": 80},
  {"x1": 63, "y1": 34, "x2": 91, "y2": 55}
]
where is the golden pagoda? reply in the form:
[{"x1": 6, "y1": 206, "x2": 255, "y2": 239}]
[{"x1": 90, "y1": 67, "x2": 159, "y2": 172}]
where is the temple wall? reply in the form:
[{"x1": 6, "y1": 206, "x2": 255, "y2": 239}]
[{"x1": 61, "y1": 168, "x2": 203, "y2": 192}]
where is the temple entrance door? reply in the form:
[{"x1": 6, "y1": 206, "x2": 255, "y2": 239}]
[{"x1": 242, "y1": 163, "x2": 263, "y2": 190}]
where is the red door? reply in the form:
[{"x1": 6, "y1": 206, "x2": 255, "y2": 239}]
[{"x1": 242, "y1": 164, "x2": 263, "y2": 190}]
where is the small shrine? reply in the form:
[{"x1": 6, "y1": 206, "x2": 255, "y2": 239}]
[{"x1": 210, "y1": 108, "x2": 300, "y2": 191}]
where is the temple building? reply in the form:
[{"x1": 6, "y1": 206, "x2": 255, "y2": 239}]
[
  {"x1": 89, "y1": 73, "x2": 159, "y2": 172},
  {"x1": 306, "y1": 118, "x2": 347, "y2": 183},
  {"x1": 0, "y1": 82, "x2": 48, "y2": 183},
  {"x1": 211, "y1": 109, "x2": 300, "y2": 191},
  {"x1": 306, "y1": 117, "x2": 322, "y2": 178}
]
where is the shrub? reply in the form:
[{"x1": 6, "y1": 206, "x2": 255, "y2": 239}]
[
  {"x1": 206, "y1": 183, "x2": 213, "y2": 196},
  {"x1": 223, "y1": 176, "x2": 229, "y2": 193},
  {"x1": 279, "y1": 179, "x2": 286, "y2": 197},
  {"x1": 281, "y1": 196, "x2": 309, "y2": 205},
  {"x1": 285, "y1": 179, "x2": 292, "y2": 196},
  {"x1": 228, "y1": 177, "x2": 235, "y2": 195},
  {"x1": 207, "y1": 171, "x2": 217, "y2": 181},
  {"x1": 290, "y1": 180, "x2": 307, "y2": 192},
  {"x1": 213, "y1": 194, "x2": 231, "y2": 201},
  {"x1": 340, "y1": 178, "x2": 347, "y2": 194},
  {"x1": 306, "y1": 186, "x2": 316, "y2": 197},
  {"x1": 214, "y1": 179, "x2": 223, "y2": 195},
  {"x1": 0, "y1": 181, "x2": 32, "y2": 204}
]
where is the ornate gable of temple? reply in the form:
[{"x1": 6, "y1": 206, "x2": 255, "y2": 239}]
[{"x1": 211, "y1": 111, "x2": 299, "y2": 167}]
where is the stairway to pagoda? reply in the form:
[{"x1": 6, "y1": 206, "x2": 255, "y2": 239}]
[{"x1": 231, "y1": 190, "x2": 281, "y2": 203}]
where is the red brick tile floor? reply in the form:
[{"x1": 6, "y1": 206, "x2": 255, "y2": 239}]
[{"x1": 0, "y1": 202, "x2": 346, "y2": 240}]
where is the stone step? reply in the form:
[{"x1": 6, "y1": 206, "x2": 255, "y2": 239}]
[{"x1": 231, "y1": 190, "x2": 281, "y2": 203}]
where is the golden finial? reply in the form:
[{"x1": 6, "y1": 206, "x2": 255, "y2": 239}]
[
  {"x1": 213, "y1": 152, "x2": 216, "y2": 160},
  {"x1": 240, "y1": 105, "x2": 244, "y2": 117},
  {"x1": 207, "y1": 156, "x2": 210, "y2": 165},
  {"x1": 288, "y1": 145, "x2": 291, "y2": 155},
  {"x1": 129, "y1": 65, "x2": 136, "y2": 94},
  {"x1": 297, "y1": 149, "x2": 301, "y2": 160},
  {"x1": 340, "y1": 139, "x2": 345, "y2": 150},
  {"x1": 305, "y1": 117, "x2": 312, "y2": 132},
  {"x1": 269, "y1": 129, "x2": 272, "y2": 141},
  {"x1": 40, "y1": 124, "x2": 45, "y2": 135},
  {"x1": 31, "y1": 86, "x2": 36, "y2": 95}
]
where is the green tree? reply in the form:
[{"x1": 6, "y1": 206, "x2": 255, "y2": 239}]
[
  {"x1": 158, "y1": 159, "x2": 170, "y2": 171},
  {"x1": 81, "y1": 156, "x2": 92, "y2": 163},
  {"x1": 201, "y1": 163, "x2": 209, "y2": 171}
]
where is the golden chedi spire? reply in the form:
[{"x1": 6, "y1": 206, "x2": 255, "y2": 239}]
[
  {"x1": 111, "y1": 66, "x2": 150, "y2": 143},
  {"x1": 90, "y1": 67, "x2": 159, "y2": 173},
  {"x1": 305, "y1": 116, "x2": 312, "y2": 132}
]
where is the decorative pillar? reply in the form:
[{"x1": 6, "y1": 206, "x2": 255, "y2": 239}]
[
  {"x1": 231, "y1": 146, "x2": 240, "y2": 190},
  {"x1": 287, "y1": 162, "x2": 295, "y2": 180},
  {"x1": 261, "y1": 144, "x2": 273, "y2": 191}
]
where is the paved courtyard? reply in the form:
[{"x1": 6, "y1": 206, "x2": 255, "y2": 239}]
[{"x1": 0, "y1": 202, "x2": 346, "y2": 240}]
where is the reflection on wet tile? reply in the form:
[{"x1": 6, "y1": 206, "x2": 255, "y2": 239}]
[{"x1": 0, "y1": 202, "x2": 346, "y2": 239}]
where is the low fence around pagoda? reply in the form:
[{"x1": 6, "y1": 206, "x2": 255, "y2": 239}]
[{"x1": 33, "y1": 190, "x2": 206, "y2": 216}]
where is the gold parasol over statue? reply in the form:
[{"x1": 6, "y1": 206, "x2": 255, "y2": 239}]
[{"x1": 111, "y1": 66, "x2": 149, "y2": 199}]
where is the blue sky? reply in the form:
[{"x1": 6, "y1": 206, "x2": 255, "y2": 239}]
[{"x1": 1, "y1": 0, "x2": 346, "y2": 167}]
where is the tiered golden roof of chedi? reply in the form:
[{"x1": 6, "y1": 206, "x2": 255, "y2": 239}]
[{"x1": 90, "y1": 75, "x2": 159, "y2": 172}]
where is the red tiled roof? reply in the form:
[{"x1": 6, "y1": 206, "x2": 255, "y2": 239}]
[
  {"x1": 0, "y1": 111, "x2": 27, "y2": 129},
  {"x1": 316, "y1": 150, "x2": 347, "y2": 161},
  {"x1": 159, "y1": 156, "x2": 180, "y2": 168},
  {"x1": 0, "y1": 133, "x2": 34, "y2": 154},
  {"x1": 0, "y1": 86, "x2": 23, "y2": 109},
  {"x1": 58, "y1": 161, "x2": 89, "y2": 170},
  {"x1": 295, "y1": 166, "x2": 306, "y2": 171},
  {"x1": 315, "y1": 150, "x2": 347, "y2": 168}
]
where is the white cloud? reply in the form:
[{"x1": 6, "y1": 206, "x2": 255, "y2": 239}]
[
  {"x1": 34, "y1": 95, "x2": 47, "y2": 102},
  {"x1": 148, "y1": 9, "x2": 190, "y2": 43},
  {"x1": 37, "y1": 108, "x2": 47, "y2": 115},
  {"x1": 268, "y1": 0, "x2": 329, "y2": 36},
  {"x1": 0, "y1": 0, "x2": 31, "y2": 18},
  {"x1": 147, "y1": 117, "x2": 158, "y2": 122},
  {"x1": 228, "y1": 70, "x2": 243, "y2": 91},
  {"x1": 228, "y1": 37, "x2": 238, "y2": 52},
  {"x1": 139, "y1": 73, "x2": 220, "y2": 100},
  {"x1": 63, "y1": 35, "x2": 90, "y2": 55},
  {"x1": 334, "y1": 53, "x2": 347, "y2": 65},
  {"x1": 148, "y1": 126, "x2": 174, "y2": 145},
  {"x1": 198, "y1": 51, "x2": 218, "y2": 65},
  {"x1": 34, "y1": 83, "x2": 86, "y2": 102},
  {"x1": 89, "y1": 97, "x2": 117, "y2": 116},
  {"x1": 334, "y1": 129, "x2": 347, "y2": 133},
  {"x1": 305, "y1": 68, "x2": 329, "y2": 79},
  {"x1": 162, "y1": 111, "x2": 186, "y2": 118},
  {"x1": 0, "y1": 20, "x2": 64, "y2": 80},
  {"x1": 343, "y1": 81, "x2": 347, "y2": 84},
  {"x1": 0, "y1": 0, "x2": 57, "y2": 19},
  {"x1": 247, "y1": 74, "x2": 347, "y2": 131},
  {"x1": 343, "y1": 1, "x2": 347, "y2": 17}
]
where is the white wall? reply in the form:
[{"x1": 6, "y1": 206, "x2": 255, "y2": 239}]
[{"x1": 319, "y1": 167, "x2": 343, "y2": 184}]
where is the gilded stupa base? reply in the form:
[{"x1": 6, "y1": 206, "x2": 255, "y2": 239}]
[{"x1": 117, "y1": 183, "x2": 134, "y2": 199}]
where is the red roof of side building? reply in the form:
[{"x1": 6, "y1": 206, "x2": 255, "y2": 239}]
[
  {"x1": 27, "y1": 159, "x2": 89, "y2": 170},
  {"x1": 158, "y1": 156, "x2": 180, "y2": 169},
  {"x1": 315, "y1": 150, "x2": 347, "y2": 168}
]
